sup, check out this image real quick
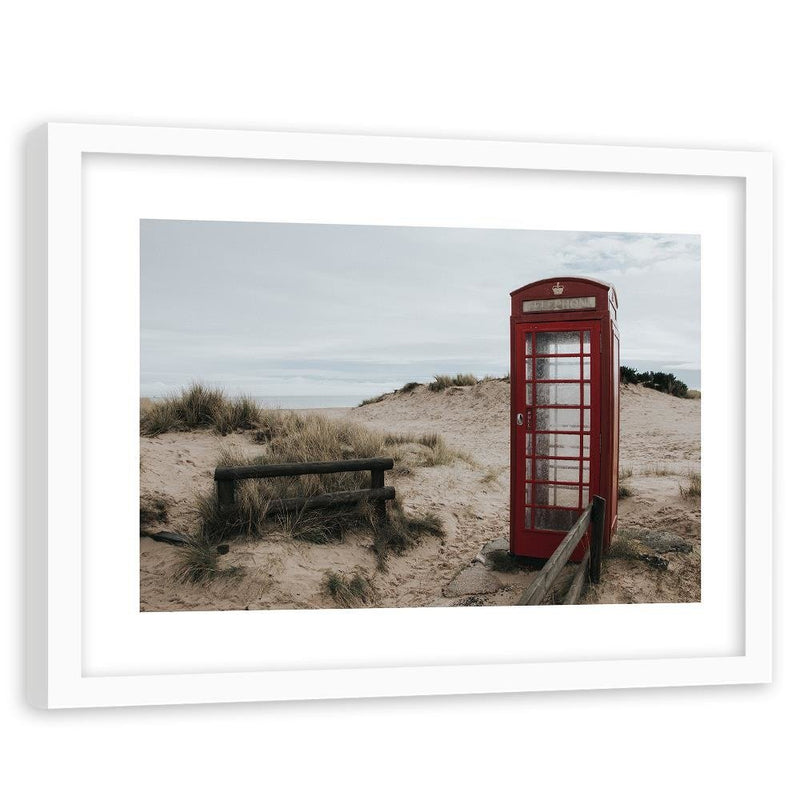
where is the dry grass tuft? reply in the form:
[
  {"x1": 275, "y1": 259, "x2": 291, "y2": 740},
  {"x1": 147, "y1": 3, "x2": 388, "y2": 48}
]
[
  {"x1": 324, "y1": 569, "x2": 376, "y2": 608},
  {"x1": 641, "y1": 463, "x2": 683, "y2": 477},
  {"x1": 480, "y1": 466, "x2": 503, "y2": 484},
  {"x1": 141, "y1": 382, "x2": 262, "y2": 436},
  {"x1": 358, "y1": 393, "x2": 390, "y2": 407},
  {"x1": 174, "y1": 534, "x2": 245, "y2": 584},
  {"x1": 428, "y1": 373, "x2": 478, "y2": 392},
  {"x1": 188, "y1": 411, "x2": 446, "y2": 570},
  {"x1": 372, "y1": 506, "x2": 444, "y2": 570},
  {"x1": 680, "y1": 471, "x2": 701, "y2": 499},
  {"x1": 140, "y1": 492, "x2": 169, "y2": 530}
]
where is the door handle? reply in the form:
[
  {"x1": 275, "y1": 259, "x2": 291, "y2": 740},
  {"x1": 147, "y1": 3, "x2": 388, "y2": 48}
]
[{"x1": 516, "y1": 413, "x2": 524, "y2": 426}]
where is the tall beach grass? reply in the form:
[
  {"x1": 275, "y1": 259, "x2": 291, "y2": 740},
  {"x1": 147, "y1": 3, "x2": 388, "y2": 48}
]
[
  {"x1": 173, "y1": 398, "x2": 450, "y2": 579},
  {"x1": 141, "y1": 383, "x2": 262, "y2": 436}
]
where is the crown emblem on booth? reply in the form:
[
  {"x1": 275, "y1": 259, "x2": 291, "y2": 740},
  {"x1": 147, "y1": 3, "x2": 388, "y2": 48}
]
[{"x1": 551, "y1": 282, "x2": 564, "y2": 295}]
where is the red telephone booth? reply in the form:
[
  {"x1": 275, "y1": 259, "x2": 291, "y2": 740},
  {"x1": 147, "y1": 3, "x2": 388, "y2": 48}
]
[{"x1": 509, "y1": 277, "x2": 620, "y2": 560}]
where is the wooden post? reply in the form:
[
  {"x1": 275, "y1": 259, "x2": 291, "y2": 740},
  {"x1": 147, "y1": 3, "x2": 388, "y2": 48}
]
[
  {"x1": 371, "y1": 468, "x2": 387, "y2": 524},
  {"x1": 516, "y1": 503, "x2": 592, "y2": 606},
  {"x1": 589, "y1": 495, "x2": 606, "y2": 584},
  {"x1": 217, "y1": 479, "x2": 235, "y2": 508},
  {"x1": 564, "y1": 548, "x2": 590, "y2": 605}
]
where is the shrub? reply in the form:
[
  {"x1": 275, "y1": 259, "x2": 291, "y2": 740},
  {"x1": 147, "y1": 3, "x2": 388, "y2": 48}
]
[{"x1": 619, "y1": 367, "x2": 690, "y2": 398}]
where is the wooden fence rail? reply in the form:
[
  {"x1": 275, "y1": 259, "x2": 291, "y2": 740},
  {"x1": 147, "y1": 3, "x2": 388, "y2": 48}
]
[
  {"x1": 214, "y1": 457, "x2": 395, "y2": 522},
  {"x1": 516, "y1": 495, "x2": 606, "y2": 606}
]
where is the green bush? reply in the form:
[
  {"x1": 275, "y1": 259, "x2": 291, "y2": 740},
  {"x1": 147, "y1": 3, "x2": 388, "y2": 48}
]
[{"x1": 619, "y1": 367, "x2": 689, "y2": 398}]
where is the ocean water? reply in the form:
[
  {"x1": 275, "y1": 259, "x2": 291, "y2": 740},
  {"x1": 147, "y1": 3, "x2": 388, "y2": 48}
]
[{"x1": 254, "y1": 395, "x2": 366, "y2": 410}]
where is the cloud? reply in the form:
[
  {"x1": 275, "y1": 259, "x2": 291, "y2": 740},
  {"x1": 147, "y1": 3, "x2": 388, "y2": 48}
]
[{"x1": 141, "y1": 222, "x2": 700, "y2": 396}]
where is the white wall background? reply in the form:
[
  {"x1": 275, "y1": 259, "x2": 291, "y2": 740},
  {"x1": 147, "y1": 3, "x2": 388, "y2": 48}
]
[{"x1": 2, "y1": 2, "x2": 794, "y2": 798}]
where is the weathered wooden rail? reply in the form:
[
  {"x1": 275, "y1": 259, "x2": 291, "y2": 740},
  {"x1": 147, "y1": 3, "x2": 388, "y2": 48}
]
[
  {"x1": 516, "y1": 495, "x2": 606, "y2": 606},
  {"x1": 214, "y1": 457, "x2": 395, "y2": 522}
]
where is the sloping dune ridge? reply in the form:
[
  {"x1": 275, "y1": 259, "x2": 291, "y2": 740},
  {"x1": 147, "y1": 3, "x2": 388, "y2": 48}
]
[{"x1": 139, "y1": 382, "x2": 700, "y2": 611}]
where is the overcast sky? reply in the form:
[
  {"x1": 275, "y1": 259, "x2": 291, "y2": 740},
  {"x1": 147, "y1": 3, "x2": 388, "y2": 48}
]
[{"x1": 141, "y1": 221, "x2": 700, "y2": 399}]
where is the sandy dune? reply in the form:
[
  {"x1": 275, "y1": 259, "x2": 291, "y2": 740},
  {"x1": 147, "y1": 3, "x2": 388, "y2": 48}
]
[{"x1": 140, "y1": 382, "x2": 700, "y2": 611}]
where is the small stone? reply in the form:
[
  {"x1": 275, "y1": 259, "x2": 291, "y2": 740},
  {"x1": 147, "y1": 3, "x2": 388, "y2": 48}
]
[
  {"x1": 443, "y1": 564, "x2": 503, "y2": 597},
  {"x1": 639, "y1": 553, "x2": 669, "y2": 570},
  {"x1": 216, "y1": 544, "x2": 230, "y2": 555},
  {"x1": 481, "y1": 537, "x2": 510, "y2": 556},
  {"x1": 633, "y1": 530, "x2": 692, "y2": 554}
]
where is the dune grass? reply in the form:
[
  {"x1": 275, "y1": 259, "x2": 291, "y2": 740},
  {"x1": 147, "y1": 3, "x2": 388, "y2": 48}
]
[
  {"x1": 358, "y1": 374, "x2": 505, "y2": 406},
  {"x1": 141, "y1": 382, "x2": 262, "y2": 436},
  {"x1": 140, "y1": 492, "x2": 169, "y2": 530},
  {"x1": 174, "y1": 535, "x2": 245, "y2": 584},
  {"x1": 358, "y1": 393, "x2": 390, "y2": 407},
  {"x1": 680, "y1": 471, "x2": 701, "y2": 499},
  {"x1": 428, "y1": 373, "x2": 479, "y2": 392},
  {"x1": 640, "y1": 463, "x2": 683, "y2": 477},
  {"x1": 174, "y1": 406, "x2": 450, "y2": 577},
  {"x1": 324, "y1": 569, "x2": 376, "y2": 608}
]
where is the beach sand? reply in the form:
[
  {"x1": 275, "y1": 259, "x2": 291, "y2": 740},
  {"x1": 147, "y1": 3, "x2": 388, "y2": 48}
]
[{"x1": 139, "y1": 382, "x2": 700, "y2": 611}]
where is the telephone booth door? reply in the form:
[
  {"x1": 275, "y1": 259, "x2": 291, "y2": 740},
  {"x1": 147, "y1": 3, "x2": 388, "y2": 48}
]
[{"x1": 511, "y1": 321, "x2": 600, "y2": 560}]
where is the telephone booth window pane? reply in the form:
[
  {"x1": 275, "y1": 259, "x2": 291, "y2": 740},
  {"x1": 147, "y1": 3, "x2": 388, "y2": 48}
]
[
  {"x1": 582, "y1": 459, "x2": 590, "y2": 480},
  {"x1": 583, "y1": 383, "x2": 591, "y2": 405},
  {"x1": 583, "y1": 409, "x2": 591, "y2": 429},
  {"x1": 526, "y1": 384, "x2": 533, "y2": 406},
  {"x1": 525, "y1": 333, "x2": 533, "y2": 355},
  {"x1": 536, "y1": 407, "x2": 581, "y2": 431},
  {"x1": 583, "y1": 331, "x2": 591, "y2": 351},
  {"x1": 536, "y1": 383, "x2": 580, "y2": 406},
  {"x1": 535, "y1": 459, "x2": 580, "y2": 483},
  {"x1": 536, "y1": 433, "x2": 582, "y2": 458},
  {"x1": 536, "y1": 331, "x2": 580, "y2": 354},
  {"x1": 535, "y1": 508, "x2": 580, "y2": 531},
  {"x1": 525, "y1": 359, "x2": 533, "y2": 380},
  {"x1": 535, "y1": 484, "x2": 580, "y2": 508},
  {"x1": 525, "y1": 507, "x2": 532, "y2": 528},
  {"x1": 525, "y1": 484, "x2": 532, "y2": 504},
  {"x1": 536, "y1": 357, "x2": 581, "y2": 380},
  {"x1": 525, "y1": 458, "x2": 532, "y2": 480},
  {"x1": 582, "y1": 358, "x2": 591, "y2": 379},
  {"x1": 525, "y1": 433, "x2": 533, "y2": 455}
]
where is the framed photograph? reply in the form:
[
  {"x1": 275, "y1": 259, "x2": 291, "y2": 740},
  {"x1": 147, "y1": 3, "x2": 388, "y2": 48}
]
[{"x1": 26, "y1": 124, "x2": 772, "y2": 708}]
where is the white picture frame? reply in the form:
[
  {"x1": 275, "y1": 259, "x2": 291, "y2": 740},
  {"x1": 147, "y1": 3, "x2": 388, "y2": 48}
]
[{"x1": 26, "y1": 123, "x2": 772, "y2": 709}]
